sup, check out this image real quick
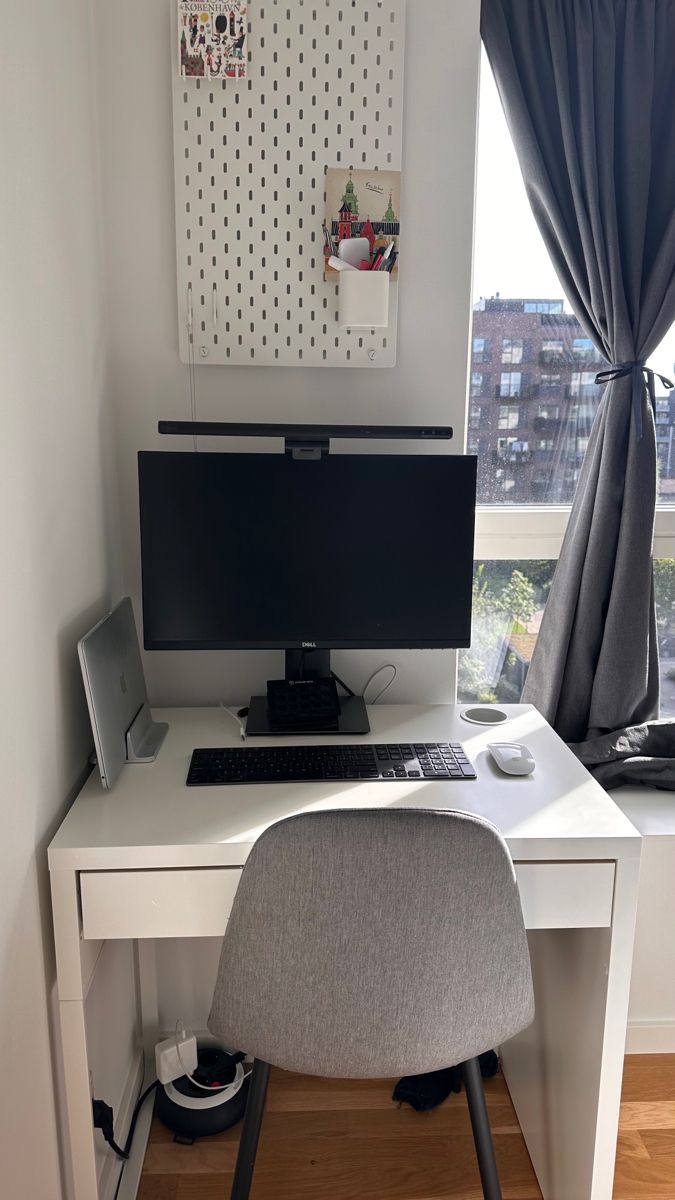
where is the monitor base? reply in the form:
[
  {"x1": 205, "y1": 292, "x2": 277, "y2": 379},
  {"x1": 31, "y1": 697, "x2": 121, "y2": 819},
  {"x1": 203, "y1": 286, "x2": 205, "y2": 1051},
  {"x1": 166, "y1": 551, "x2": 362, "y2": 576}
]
[{"x1": 245, "y1": 694, "x2": 370, "y2": 737}]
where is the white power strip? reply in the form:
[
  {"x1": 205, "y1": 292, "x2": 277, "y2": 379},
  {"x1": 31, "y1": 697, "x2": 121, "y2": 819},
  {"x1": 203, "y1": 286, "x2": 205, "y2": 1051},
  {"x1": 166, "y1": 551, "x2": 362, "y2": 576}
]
[{"x1": 155, "y1": 1030, "x2": 197, "y2": 1085}]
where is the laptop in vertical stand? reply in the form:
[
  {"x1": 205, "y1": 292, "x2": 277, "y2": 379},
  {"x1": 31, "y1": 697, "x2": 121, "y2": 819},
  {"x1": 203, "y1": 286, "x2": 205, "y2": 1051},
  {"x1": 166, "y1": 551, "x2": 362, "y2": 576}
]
[{"x1": 78, "y1": 597, "x2": 168, "y2": 789}]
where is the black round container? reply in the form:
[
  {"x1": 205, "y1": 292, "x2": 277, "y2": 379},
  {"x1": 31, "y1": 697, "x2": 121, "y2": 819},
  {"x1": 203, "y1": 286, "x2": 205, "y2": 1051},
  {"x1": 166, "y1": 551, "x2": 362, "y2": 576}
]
[{"x1": 155, "y1": 1045, "x2": 249, "y2": 1139}]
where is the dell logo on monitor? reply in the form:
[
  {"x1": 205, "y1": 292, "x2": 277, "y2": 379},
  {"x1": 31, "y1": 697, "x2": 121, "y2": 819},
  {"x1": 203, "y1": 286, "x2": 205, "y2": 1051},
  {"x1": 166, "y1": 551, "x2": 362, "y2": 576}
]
[{"x1": 302, "y1": 641, "x2": 317, "y2": 648}]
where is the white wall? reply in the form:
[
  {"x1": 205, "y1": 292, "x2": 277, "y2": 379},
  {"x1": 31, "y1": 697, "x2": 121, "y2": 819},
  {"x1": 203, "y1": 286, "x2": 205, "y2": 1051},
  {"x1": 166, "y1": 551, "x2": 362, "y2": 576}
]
[
  {"x1": 627, "y1": 835, "x2": 675, "y2": 1052},
  {"x1": 0, "y1": 2, "x2": 123, "y2": 1195},
  {"x1": 612, "y1": 792, "x2": 675, "y2": 1053},
  {"x1": 95, "y1": 0, "x2": 481, "y2": 710}
]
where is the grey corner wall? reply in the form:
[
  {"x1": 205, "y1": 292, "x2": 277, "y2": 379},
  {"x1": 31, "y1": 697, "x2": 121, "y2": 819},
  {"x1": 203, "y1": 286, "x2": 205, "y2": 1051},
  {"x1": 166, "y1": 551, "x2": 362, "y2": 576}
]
[
  {"x1": 0, "y1": 1, "x2": 121, "y2": 1195},
  {"x1": 94, "y1": 0, "x2": 482, "y2": 708}
]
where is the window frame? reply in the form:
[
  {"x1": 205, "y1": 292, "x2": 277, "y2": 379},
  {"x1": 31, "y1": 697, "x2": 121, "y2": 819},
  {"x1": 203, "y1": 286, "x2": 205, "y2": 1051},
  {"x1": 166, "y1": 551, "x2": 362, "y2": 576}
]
[
  {"x1": 572, "y1": 337, "x2": 596, "y2": 361},
  {"x1": 470, "y1": 371, "x2": 485, "y2": 397},
  {"x1": 497, "y1": 403, "x2": 520, "y2": 429},
  {"x1": 474, "y1": 505, "x2": 675, "y2": 560},
  {"x1": 498, "y1": 371, "x2": 522, "y2": 398},
  {"x1": 502, "y1": 337, "x2": 524, "y2": 365},
  {"x1": 537, "y1": 403, "x2": 560, "y2": 421}
]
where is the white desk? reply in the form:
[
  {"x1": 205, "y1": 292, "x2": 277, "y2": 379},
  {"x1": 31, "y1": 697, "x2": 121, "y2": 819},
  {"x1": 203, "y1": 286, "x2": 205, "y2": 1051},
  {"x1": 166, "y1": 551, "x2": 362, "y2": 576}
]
[{"x1": 49, "y1": 704, "x2": 641, "y2": 1200}]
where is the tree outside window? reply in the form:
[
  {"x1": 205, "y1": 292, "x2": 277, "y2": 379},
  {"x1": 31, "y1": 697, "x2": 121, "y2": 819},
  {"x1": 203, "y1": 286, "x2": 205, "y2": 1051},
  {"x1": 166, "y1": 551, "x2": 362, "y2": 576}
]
[
  {"x1": 459, "y1": 558, "x2": 675, "y2": 716},
  {"x1": 458, "y1": 562, "x2": 553, "y2": 704}
]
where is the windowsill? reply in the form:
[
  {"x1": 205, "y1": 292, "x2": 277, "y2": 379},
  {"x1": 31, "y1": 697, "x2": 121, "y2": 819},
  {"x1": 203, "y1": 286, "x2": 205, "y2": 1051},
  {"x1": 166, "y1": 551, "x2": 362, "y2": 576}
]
[{"x1": 475, "y1": 505, "x2": 675, "y2": 559}]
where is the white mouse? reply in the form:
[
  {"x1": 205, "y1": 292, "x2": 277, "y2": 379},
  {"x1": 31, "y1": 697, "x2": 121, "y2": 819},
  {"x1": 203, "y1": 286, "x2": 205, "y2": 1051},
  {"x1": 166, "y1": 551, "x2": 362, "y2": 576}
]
[{"x1": 487, "y1": 742, "x2": 535, "y2": 776}]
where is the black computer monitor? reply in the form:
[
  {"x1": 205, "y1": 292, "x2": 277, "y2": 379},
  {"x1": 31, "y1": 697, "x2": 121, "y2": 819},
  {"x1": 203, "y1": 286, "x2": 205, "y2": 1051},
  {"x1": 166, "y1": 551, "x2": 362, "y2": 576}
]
[{"x1": 138, "y1": 450, "x2": 476, "y2": 730}]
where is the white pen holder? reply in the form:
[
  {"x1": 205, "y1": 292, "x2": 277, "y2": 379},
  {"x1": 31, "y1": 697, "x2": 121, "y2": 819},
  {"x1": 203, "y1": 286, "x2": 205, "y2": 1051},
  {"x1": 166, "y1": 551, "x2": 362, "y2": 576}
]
[{"x1": 338, "y1": 271, "x2": 390, "y2": 330}]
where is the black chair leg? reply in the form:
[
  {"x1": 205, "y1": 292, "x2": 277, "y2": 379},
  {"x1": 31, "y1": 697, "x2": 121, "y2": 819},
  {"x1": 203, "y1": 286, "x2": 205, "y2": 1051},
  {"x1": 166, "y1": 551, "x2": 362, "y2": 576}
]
[
  {"x1": 461, "y1": 1057, "x2": 502, "y2": 1200},
  {"x1": 231, "y1": 1059, "x2": 271, "y2": 1200}
]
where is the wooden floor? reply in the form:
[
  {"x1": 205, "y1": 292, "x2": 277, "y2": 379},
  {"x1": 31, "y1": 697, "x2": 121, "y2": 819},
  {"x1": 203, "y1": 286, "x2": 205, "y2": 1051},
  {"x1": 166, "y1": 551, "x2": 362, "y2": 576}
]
[{"x1": 138, "y1": 1055, "x2": 675, "y2": 1200}]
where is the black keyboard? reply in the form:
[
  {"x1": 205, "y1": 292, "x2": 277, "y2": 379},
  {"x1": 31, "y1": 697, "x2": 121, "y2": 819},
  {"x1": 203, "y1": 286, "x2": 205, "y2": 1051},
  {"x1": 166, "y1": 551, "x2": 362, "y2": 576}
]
[{"x1": 187, "y1": 742, "x2": 476, "y2": 786}]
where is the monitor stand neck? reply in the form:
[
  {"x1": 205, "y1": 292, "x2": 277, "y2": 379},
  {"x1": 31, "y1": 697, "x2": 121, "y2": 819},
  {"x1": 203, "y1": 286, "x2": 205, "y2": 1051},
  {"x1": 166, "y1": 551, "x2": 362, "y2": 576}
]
[{"x1": 285, "y1": 648, "x2": 331, "y2": 681}]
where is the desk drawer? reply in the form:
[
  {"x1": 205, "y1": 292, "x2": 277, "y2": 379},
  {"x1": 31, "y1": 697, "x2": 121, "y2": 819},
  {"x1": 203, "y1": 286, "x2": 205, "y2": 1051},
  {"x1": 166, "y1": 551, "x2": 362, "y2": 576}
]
[
  {"x1": 80, "y1": 861, "x2": 615, "y2": 941},
  {"x1": 80, "y1": 868, "x2": 242, "y2": 940},
  {"x1": 514, "y1": 862, "x2": 615, "y2": 929}
]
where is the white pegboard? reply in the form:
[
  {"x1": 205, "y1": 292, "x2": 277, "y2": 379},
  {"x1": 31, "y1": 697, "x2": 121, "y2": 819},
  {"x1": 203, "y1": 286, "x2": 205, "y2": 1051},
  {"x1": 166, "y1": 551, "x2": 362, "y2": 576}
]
[{"x1": 171, "y1": 0, "x2": 405, "y2": 367}]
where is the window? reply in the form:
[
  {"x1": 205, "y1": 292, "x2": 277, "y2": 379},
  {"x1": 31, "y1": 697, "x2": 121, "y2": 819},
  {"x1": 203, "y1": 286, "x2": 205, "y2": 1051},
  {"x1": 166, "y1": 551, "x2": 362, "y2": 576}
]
[
  {"x1": 570, "y1": 370, "x2": 599, "y2": 397},
  {"x1": 569, "y1": 402, "x2": 597, "y2": 424},
  {"x1": 494, "y1": 470, "x2": 516, "y2": 493},
  {"x1": 499, "y1": 372, "x2": 522, "y2": 397},
  {"x1": 497, "y1": 437, "x2": 530, "y2": 463},
  {"x1": 572, "y1": 337, "x2": 596, "y2": 360},
  {"x1": 459, "y1": 560, "x2": 675, "y2": 715},
  {"x1": 656, "y1": 398, "x2": 671, "y2": 427},
  {"x1": 502, "y1": 338, "x2": 523, "y2": 364},
  {"x1": 468, "y1": 50, "x2": 675, "y2": 713},
  {"x1": 541, "y1": 338, "x2": 564, "y2": 362},
  {"x1": 459, "y1": 562, "x2": 555, "y2": 704},
  {"x1": 524, "y1": 300, "x2": 564, "y2": 313},
  {"x1": 469, "y1": 404, "x2": 481, "y2": 430},
  {"x1": 472, "y1": 49, "x2": 675, "y2": 510},
  {"x1": 471, "y1": 372, "x2": 484, "y2": 397},
  {"x1": 498, "y1": 405, "x2": 520, "y2": 429}
]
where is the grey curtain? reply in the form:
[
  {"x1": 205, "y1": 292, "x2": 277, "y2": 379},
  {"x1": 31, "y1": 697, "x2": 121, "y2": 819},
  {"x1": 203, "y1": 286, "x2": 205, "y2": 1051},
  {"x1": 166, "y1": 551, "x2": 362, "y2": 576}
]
[{"x1": 481, "y1": 0, "x2": 675, "y2": 746}]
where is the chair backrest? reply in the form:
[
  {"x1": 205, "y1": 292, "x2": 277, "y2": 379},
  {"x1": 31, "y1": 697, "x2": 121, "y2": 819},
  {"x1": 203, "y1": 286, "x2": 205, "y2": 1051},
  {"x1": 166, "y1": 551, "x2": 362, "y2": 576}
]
[{"x1": 208, "y1": 808, "x2": 534, "y2": 1078}]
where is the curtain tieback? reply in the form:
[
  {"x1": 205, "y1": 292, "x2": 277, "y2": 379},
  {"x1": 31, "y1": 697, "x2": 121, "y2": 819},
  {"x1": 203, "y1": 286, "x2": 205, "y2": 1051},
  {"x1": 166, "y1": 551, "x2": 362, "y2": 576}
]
[{"x1": 594, "y1": 361, "x2": 674, "y2": 440}]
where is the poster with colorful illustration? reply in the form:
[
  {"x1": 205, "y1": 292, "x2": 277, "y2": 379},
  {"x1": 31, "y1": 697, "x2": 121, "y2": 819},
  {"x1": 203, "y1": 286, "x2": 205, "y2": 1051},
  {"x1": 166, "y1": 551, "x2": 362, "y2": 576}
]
[
  {"x1": 178, "y1": 2, "x2": 247, "y2": 80},
  {"x1": 324, "y1": 168, "x2": 401, "y2": 276}
]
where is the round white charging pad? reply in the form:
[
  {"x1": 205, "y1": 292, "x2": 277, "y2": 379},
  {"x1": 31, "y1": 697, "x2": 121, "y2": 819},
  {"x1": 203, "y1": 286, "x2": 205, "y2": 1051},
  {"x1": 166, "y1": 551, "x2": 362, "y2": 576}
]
[{"x1": 460, "y1": 706, "x2": 509, "y2": 725}]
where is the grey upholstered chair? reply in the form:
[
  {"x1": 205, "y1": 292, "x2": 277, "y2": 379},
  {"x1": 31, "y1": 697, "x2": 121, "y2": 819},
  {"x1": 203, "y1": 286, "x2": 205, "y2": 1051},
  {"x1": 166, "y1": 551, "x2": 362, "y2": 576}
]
[{"x1": 208, "y1": 808, "x2": 534, "y2": 1200}]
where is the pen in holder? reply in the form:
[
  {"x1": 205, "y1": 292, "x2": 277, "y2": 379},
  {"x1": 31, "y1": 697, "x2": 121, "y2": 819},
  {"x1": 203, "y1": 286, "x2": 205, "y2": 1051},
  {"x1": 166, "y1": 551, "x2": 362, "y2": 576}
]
[{"x1": 338, "y1": 270, "x2": 390, "y2": 330}]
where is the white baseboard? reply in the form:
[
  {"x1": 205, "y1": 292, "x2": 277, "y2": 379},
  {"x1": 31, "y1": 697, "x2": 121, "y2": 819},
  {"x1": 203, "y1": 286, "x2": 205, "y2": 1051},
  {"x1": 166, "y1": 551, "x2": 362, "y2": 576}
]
[
  {"x1": 99, "y1": 1050, "x2": 148, "y2": 1200},
  {"x1": 626, "y1": 1019, "x2": 675, "y2": 1054},
  {"x1": 114, "y1": 1068, "x2": 156, "y2": 1200}
]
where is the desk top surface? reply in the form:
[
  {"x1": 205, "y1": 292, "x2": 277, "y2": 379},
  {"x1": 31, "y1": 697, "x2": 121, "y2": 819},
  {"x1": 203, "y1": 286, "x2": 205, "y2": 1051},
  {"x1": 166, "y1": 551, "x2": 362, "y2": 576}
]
[{"x1": 48, "y1": 705, "x2": 640, "y2": 870}]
